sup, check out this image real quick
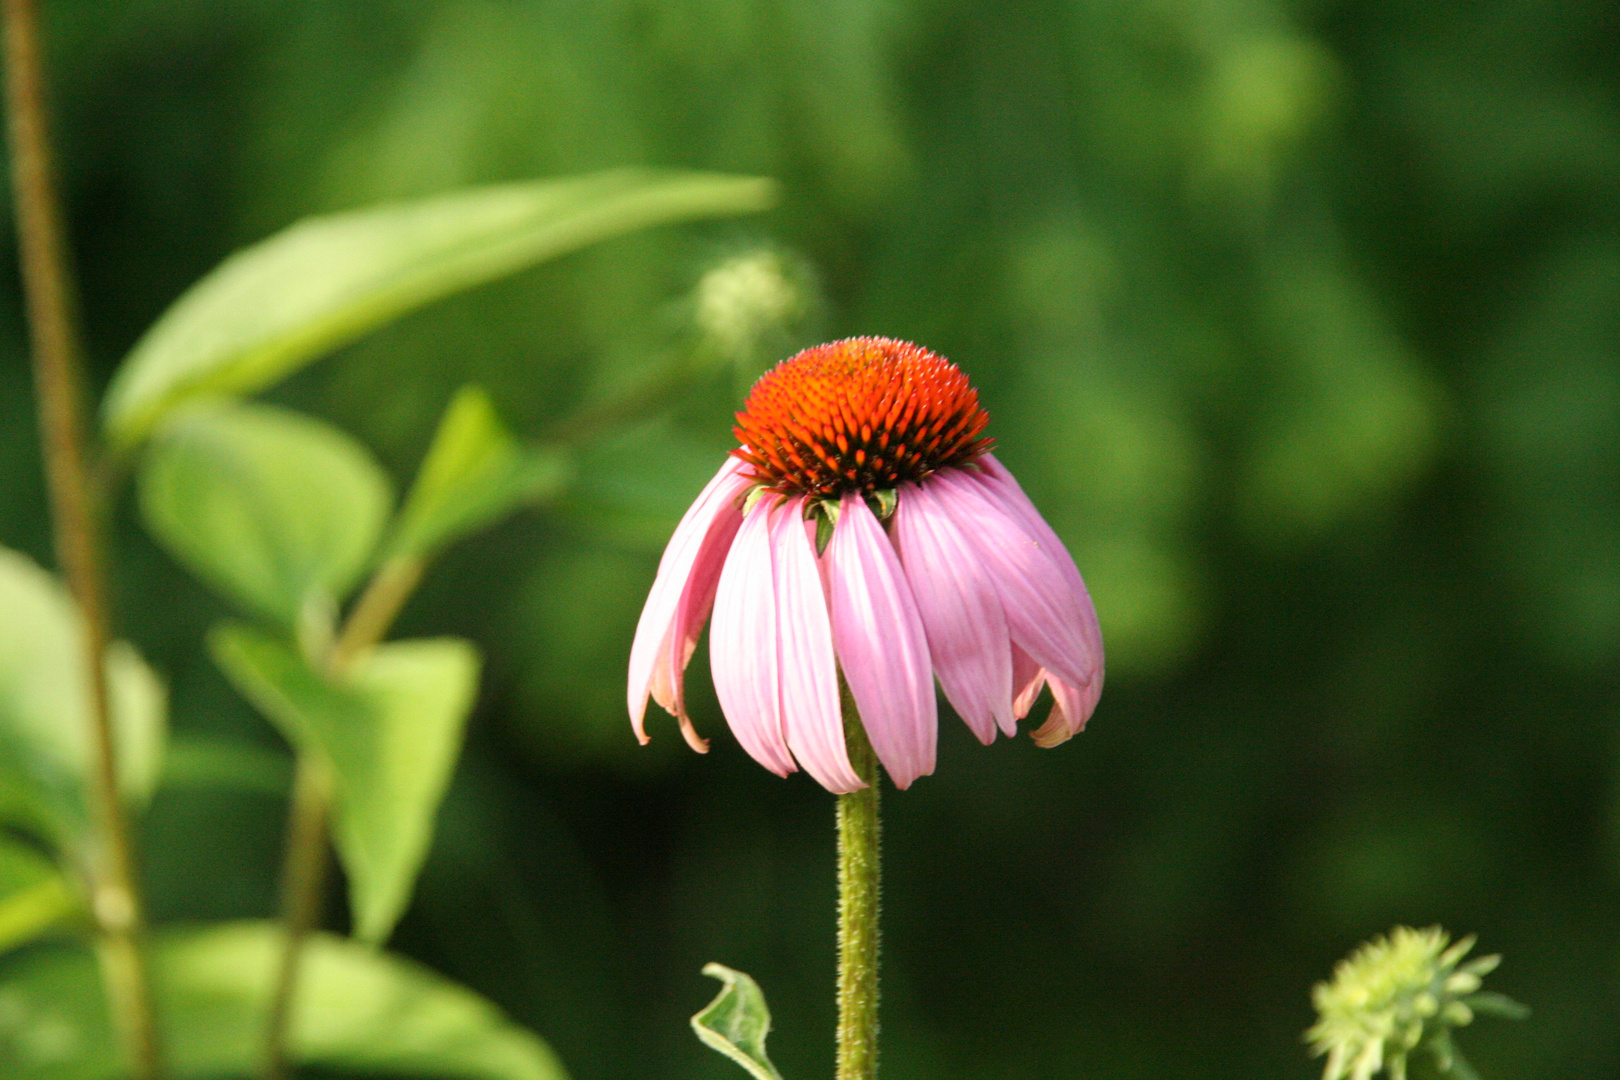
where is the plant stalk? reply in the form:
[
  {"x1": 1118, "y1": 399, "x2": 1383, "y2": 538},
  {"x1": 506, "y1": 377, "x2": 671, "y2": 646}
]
[
  {"x1": 262, "y1": 754, "x2": 332, "y2": 1080},
  {"x1": 263, "y1": 340, "x2": 666, "y2": 1076},
  {"x1": 2, "y1": 1, "x2": 161, "y2": 1076},
  {"x1": 262, "y1": 554, "x2": 425, "y2": 1080},
  {"x1": 836, "y1": 700, "x2": 881, "y2": 1080}
]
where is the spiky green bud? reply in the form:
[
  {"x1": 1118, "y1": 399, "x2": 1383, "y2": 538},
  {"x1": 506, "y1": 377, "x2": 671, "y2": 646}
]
[{"x1": 1306, "y1": 926, "x2": 1525, "y2": 1080}]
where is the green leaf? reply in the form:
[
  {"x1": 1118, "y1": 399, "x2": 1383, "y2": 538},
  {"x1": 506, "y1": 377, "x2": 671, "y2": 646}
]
[
  {"x1": 691, "y1": 963, "x2": 785, "y2": 1080},
  {"x1": 103, "y1": 169, "x2": 777, "y2": 448},
  {"x1": 870, "y1": 488, "x2": 897, "y2": 520},
  {"x1": 388, "y1": 386, "x2": 570, "y2": 560},
  {"x1": 0, "y1": 548, "x2": 167, "y2": 848},
  {"x1": 0, "y1": 840, "x2": 78, "y2": 956},
  {"x1": 139, "y1": 401, "x2": 392, "y2": 629},
  {"x1": 0, "y1": 921, "x2": 568, "y2": 1080},
  {"x1": 159, "y1": 736, "x2": 293, "y2": 799},
  {"x1": 209, "y1": 623, "x2": 479, "y2": 943}
]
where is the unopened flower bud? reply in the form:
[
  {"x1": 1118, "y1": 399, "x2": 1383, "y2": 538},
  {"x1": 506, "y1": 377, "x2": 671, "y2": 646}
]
[
  {"x1": 692, "y1": 250, "x2": 812, "y2": 374},
  {"x1": 1306, "y1": 926, "x2": 1524, "y2": 1080}
]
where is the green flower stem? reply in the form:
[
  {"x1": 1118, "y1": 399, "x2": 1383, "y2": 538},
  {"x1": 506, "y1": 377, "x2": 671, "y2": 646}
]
[
  {"x1": 263, "y1": 554, "x2": 424, "y2": 1080},
  {"x1": 837, "y1": 698, "x2": 881, "y2": 1080},
  {"x1": 3, "y1": 1, "x2": 161, "y2": 1076}
]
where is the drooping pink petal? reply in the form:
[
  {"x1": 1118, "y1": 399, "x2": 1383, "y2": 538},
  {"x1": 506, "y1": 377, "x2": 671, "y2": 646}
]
[
  {"x1": 628, "y1": 456, "x2": 753, "y2": 749},
  {"x1": 930, "y1": 468, "x2": 1096, "y2": 696},
  {"x1": 892, "y1": 478, "x2": 1014, "y2": 744},
  {"x1": 709, "y1": 498, "x2": 796, "y2": 776},
  {"x1": 827, "y1": 491, "x2": 937, "y2": 789},
  {"x1": 1010, "y1": 642, "x2": 1045, "y2": 723},
  {"x1": 771, "y1": 497, "x2": 862, "y2": 793},
  {"x1": 974, "y1": 454, "x2": 1104, "y2": 688},
  {"x1": 1031, "y1": 673, "x2": 1101, "y2": 747}
]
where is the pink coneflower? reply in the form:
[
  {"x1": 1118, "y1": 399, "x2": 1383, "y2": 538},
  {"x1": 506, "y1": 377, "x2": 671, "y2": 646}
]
[{"x1": 628, "y1": 337, "x2": 1102, "y2": 792}]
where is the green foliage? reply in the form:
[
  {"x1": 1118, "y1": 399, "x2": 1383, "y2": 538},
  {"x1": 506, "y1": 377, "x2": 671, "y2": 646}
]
[
  {"x1": 1, "y1": 0, "x2": 1614, "y2": 1077},
  {"x1": 0, "y1": 549, "x2": 166, "y2": 849},
  {"x1": 0, "y1": 922, "x2": 567, "y2": 1080},
  {"x1": 691, "y1": 963, "x2": 784, "y2": 1080},
  {"x1": 209, "y1": 624, "x2": 478, "y2": 943},
  {"x1": 387, "y1": 386, "x2": 571, "y2": 561},
  {"x1": 0, "y1": 841, "x2": 77, "y2": 956},
  {"x1": 137, "y1": 401, "x2": 393, "y2": 631},
  {"x1": 102, "y1": 170, "x2": 776, "y2": 448}
]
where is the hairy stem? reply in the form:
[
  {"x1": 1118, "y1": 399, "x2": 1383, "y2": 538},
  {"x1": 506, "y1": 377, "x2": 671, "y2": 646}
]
[
  {"x1": 262, "y1": 555, "x2": 424, "y2": 1080},
  {"x1": 2, "y1": 1, "x2": 161, "y2": 1076},
  {"x1": 836, "y1": 700, "x2": 881, "y2": 1080}
]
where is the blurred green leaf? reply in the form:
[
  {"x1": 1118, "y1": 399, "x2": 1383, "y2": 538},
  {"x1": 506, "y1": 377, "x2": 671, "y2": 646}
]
[
  {"x1": 0, "y1": 841, "x2": 78, "y2": 956},
  {"x1": 0, "y1": 548, "x2": 167, "y2": 848},
  {"x1": 159, "y1": 736, "x2": 293, "y2": 799},
  {"x1": 387, "y1": 385, "x2": 570, "y2": 560},
  {"x1": 0, "y1": 921, "x2": 567, "y2": 1080},
  {"x1": 209, "y1": 623, "x2": 479, "y2": 942},
  {"x1": 102, "y1": 170, "x2": 777, "y2": 448},
  {"x1": 139, "y1": 401, "x2": 392, "y2": 629},
  {"x1": 691, "y1": 963, "x2": 784, "y2": 1080}
]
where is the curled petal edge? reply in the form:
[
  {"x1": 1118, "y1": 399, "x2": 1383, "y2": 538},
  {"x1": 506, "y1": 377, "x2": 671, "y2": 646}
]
[{"x1": 628, "y1": 457, "x2": 753, "y2": 750}]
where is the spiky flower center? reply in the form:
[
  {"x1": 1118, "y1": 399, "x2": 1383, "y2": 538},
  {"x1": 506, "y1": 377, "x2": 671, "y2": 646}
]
[{"x1": 732, "y1": 337, "x2": 993, "y2": 498}]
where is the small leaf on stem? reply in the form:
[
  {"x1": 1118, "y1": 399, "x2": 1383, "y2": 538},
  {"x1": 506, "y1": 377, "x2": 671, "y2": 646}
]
[
  {"x1": 691, "y1": 963, "x2": 785, "y2": 1080},
  {"x1": 387, "y1": 386, "x2": 569, "y2": 560},
  {"x1": 208, "y1": 624, "x2": 479, "y2": 943}
]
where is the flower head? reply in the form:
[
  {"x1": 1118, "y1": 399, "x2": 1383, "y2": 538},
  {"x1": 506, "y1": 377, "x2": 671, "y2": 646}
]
[
  {"x1": 1307, "y1": 926, "x2": 1525, "y2": 1080},
  {"x1": 627, "y1": 337, "x2": 1103, "y2": 791}
]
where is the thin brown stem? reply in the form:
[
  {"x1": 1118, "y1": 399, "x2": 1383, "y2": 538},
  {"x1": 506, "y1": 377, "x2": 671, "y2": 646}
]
[
  {"x1": 262, "y1": 755, "x2": 333, "y2": 1080},
  {"x1": 3, "y1": 1, "x2": 160, "y2": 1076},
  {"x1": 262, "y1": 554, "x2": 425, "y2": 1080},
  {"x1": 328, "y1": 555, "x2": 424, "y2": 671},
  {"x1": 538, "y1": 351, "x2": 708, "y2": 446},
  {"x1": 262, "y1": 331, "x2": 667, "y2": 1076}
]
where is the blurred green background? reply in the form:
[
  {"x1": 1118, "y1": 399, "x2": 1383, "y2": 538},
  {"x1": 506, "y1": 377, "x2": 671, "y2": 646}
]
[{"x1": 3, "y1": 0, "x2": 1617, "y2": 1076}]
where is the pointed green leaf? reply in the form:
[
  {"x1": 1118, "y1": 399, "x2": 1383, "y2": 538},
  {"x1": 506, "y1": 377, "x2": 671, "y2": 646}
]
[
  {"x1": 870, "y1": 488, "x2": 898, "y2": 520},
  {"x1": 0, "y1": 840, "x2": 78, "y2": 956},
  {"x1": 0, "y1": 922, "x2": 567, "y2": 1080},
  {"x1": 388, "y1": 386, "x2": 570, "y2": 560},
  {"x1": 691, "y1": 963, "x2": 785, "y2": 1080},
  {"x1": 0, "y1": 548, "x2": 167, "y2": 848},
  {"x1": 139, "y1": 401, "x2": 392, "y2": 628},
  {"x1": 814, "y1": 506, "x2": 835, "y2": 556},
  {"x1": 208, "y1": 624, "x2": 478, "y2": 942},
  {"x1": 103, "y1": 170, "x2": 777, "y2": 448}
]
